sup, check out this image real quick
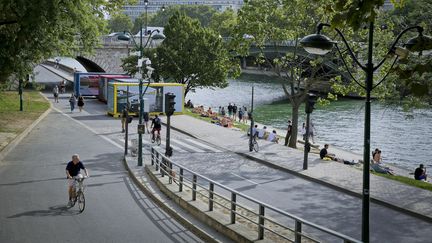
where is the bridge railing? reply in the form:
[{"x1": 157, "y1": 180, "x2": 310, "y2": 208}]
[{"x1": 149, "y1": 147, "x2": 361, "y2": 243}]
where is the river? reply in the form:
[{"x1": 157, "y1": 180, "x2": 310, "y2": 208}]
[{"x1": 188, "y1": 75, "x2": 432, "y2": 170}]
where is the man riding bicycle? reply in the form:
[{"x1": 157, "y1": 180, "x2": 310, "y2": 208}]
[
  {"x1": 66, "y1": 154, "x2": 89, "y2": 206},
  {"x1": 151, "y1": 115, "x2": 162, "y2": 141}
]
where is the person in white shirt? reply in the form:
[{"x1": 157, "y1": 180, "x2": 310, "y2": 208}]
[
  {"x1": 267, "y1": 130, "x2": 279, "y2": 143},
  {"x1": 257, "y1": 126, "x2": 267, "y2": 139}
]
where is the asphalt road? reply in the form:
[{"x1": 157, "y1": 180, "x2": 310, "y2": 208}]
[{"x1": 0, "y1": 110, "x2": 202, "y2": 243}]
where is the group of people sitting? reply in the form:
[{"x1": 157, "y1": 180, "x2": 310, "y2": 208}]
[
  {"x1": 250, "y1": 125, "x2": 279, "y2": 143},
  {"x1": 191, "y1": 105, "x2": 234, "y2": 128}
]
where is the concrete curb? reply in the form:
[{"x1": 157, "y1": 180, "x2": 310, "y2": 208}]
[
  {"x1": 166, "y1": 120, "x2": 432, "y2": 224},
  {"x1": 122, "y1": 157, "x2": 221, "y2": 243},
  {"x1": 0, "y1": 92, "x2": 52, "y2": 163},
  {"x1": 237, "y1": 152, "x2": 432, "y2": 224}
]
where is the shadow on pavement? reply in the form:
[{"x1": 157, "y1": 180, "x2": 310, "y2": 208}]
[
  {"x1": 7, "y1": 205, "x2": 80, "y2": 218},
  {"x1": 123, "y1": 176, "x2": 202, "y2": 243},
  {"x1": 0, "y1": 177, "x2": 66, "y2": 186}
]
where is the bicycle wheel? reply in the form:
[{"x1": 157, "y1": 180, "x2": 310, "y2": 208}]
[
  {"x1": 156, "y1": 136, "x2": 161, "y2": 146},
  {"x1": 77, "y1": 191, "x2": 85, "y2": 213},
  {"x1": 253, "y1": 140, "x2": 259, "y2": 152}
]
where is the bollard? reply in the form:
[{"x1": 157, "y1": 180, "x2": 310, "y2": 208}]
[
  {"x1": 151, "y1": 147, "x2": 154, "y2": 165},
  {"x1": 155, "y1": 152, "x2": 159, "y2": 171}
]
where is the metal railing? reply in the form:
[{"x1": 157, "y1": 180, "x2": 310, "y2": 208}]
[{"x1": 149, "y1": 147, "x2": 361, "y2": 243}]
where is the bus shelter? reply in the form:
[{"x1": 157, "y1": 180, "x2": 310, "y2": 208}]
[{"x1": 107, "y1": 82, "x2": 184, "y2": 117}]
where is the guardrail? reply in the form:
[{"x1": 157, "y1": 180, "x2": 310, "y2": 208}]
[{"x1": 149, "y1": 147, "x2": 361, "y2": 243}]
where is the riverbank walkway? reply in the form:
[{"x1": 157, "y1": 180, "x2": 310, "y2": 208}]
[{"x1": 167, "y1": 114, "x2": 432, "y2": 221}]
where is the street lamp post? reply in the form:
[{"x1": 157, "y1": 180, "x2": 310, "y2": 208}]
[
  {"x1": 248, "y1": 86, "x2": 255, "y2": 152},
  {"x1": 303, "y1": 93, "x2": 317, "y2": 170},
  {"x1": 300, "y1": 22, "x2": 432, "y2": 243},
  {"x1": 144, "y1": 0, "x2": 148, "y2": 34},
  {"x1": 118, "y1": 25, "x2": 165, "y2": 166}
]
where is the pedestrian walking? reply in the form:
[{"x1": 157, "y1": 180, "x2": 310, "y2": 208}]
[
  {"x1": 301, "y1": 123, "x2": 306, "y2": 141},
  {"x1": 221, "y1": 107, "x2": 226, "y2": 116},
  {"x1": 53, "y1": 85, "x2": 59, "y2": 103},
  {"x1": 232, "y1": 104, "x2": 238, "y2": 121},
  {"x1": 227, "y1": 103, "x2": 233, "y2": 118},
  {"x1": 284, "y1": 120, "x2": 293, "y2": 146},
  {"x1": 77, "y1": 95, "x2": 85, "y2": 112},
  {"x1": 243, "y1": 106, "x2": 248, "y2": 122},
  {"x1": 69, "y1": 94, "x2": 76, "y2": 112},
  {"x1": 143, "y1": 111, "x2": 150, "y2": 133},
  {"x1": 309, "y1": 120, "x2": 315, "y2": 144},
  {"x1": 238, "y1": 108, "x2": 244, "y2": 123},
  {"x1": 121, "y1": 107, "x2": 128, "y2": 133},
  {"x1": 60, "y1": 80, "x2": 66, "y2": 93}
]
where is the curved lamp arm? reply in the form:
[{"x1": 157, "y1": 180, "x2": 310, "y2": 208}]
[
  {"x1": 374, "y1": 26, "x2": 423, "y2": 71},
  {"x1": 143, "y1": 29, "x2": 161, "y2": 49},
  {"x1": 333, "y1": 28, "x2": 367, "y2": 71},
  {"x1": 372, "y1": 56, "x2": 399, "y2": 90},
  {"x1": 335, "y1": 44, "x2": 366, "y2": 90},
  {"x1": 316, "y1": 23, "x2": 367, "y2": 71}
]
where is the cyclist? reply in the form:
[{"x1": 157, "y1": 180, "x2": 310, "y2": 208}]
[
  {"x1": 151, "y1": 114, "x2": 162, "y2": 141},
  {"x1": 66, "y1": 154, "x2": 89, "y2": 206}
]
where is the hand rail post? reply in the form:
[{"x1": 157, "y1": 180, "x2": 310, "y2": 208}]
[
  {"x1": 295, "y1": 220, "x2": 302, "y2": 243},
  {"x1": 209, "y1": 183, "x2": 214, "y2": 211},
  {"x1": 161, "y1": 157, "x2": 165, "y2": 177},
  {"x1": 155, "y1": 151, "x2": 159, "y2": 171},
  {"x1": 231, "y1": 193, "x2": 236, "y2": 224},
  {"x1": 168, "y1": 161, "x2": 172, "y2": 184},
  {"x1": 179, "y1": 168, "x2": 183, "y2": 192},
  {"x1": 258, "y1": 205, "x2": 265, "y2": 240},
  {"x1": 151, "y1": 147, "x2": 154, "y2": 165},
  {"x1": 192, "y1": 175, "x2": 197, "y2": 201}
]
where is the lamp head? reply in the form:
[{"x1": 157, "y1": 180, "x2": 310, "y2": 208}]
[
  {"x1": 405, "y1": 33, "x2": 432, "y2": 52},
  {"x1": 144, "y1": 0, "x2": 148, "y2": 6},
  {"x1": 300, "y1": 33, "x2": 335, "y2": 55},
  {"x1": 161, "y1": 4, "x2": 165, "y2": 11}
]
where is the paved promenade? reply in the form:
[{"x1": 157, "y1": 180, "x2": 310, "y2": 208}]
[{"x1": 167, "y1": 115, "x2": 432, "y2": 221}]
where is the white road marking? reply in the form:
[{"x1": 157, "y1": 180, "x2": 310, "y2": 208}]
[
  {"x1": 184, "y1": 138, "x2": 222, "y2": 152},
  {"x1": 230, "y1": 172, "x2": 259, "y2": 185},
  {"x1": 171, "y1": 138, "x2": 206, "y2": 153},
  {"x1": 52, "y1": 106, "x2": 123, "y2": 150}
]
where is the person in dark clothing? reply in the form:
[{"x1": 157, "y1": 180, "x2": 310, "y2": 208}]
[
  {"x1": 66, "y1": 154, "x2": 89, "y2": 206},
  {"x1": 320, "y1": 144, "x2": 335, "y2": 160},
  {"x1": 284, "y1": 120, "x2": 293, "y2": 146},
  {"x1": 227, "y1": 103, "x2": 233, "y2": 118},
  {"x1": 232, "y1": 104, "x2": 238, "y2": 121},
  {"x1": 414, "y1": 164, "x2": 427, "y2": 181}
]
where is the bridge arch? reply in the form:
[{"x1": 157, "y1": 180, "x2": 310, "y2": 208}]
[{"x1": 76, "y1": 56, "x2": 105, "y2": 72}]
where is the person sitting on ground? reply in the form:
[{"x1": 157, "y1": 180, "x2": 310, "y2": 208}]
[
  {"x1": 192, "y1": 105, "x2": 204, "y2": 114},
  {"x1": 248, "y1": 124, "x2": 258, "y2": 137},
  {"x1": 267, "y1": 130, "x2": 279, "y2": 143},
  {"x1": 257, "y1": 126, "x2": 267, "y2": 139},
  {"x1": 320, "y1": 144, "x2": 336, "y2": 160},
  {"x1": 186, "y1": 99, "x2": 194, "y2": 108},
  {"x1": 220, "y1": 116, "x2": 232, "y2": 128},
  {"x1": 414, "y1": 164, "x2": 427, "y2": 181},
  {"x1": 370, "y1": 149, "x2": 394, "y2": 175}
]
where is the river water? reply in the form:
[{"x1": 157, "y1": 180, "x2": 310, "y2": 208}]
[{"x1": 188, "y1": 76, "x2": 432, "y2": 170}]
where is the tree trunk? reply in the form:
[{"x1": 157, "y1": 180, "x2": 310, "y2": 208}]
[{"x1": 288, "y1": 102, "x2": 300, "y2": 148}]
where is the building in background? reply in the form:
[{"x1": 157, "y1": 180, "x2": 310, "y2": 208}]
[{"x1": 123, "y1": 0, "x2": 244, "y2": 20}]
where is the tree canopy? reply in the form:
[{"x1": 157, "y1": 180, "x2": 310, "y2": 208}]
[
  {"x1": 155, "y1": 12, "x2": 232, "y2": 97},
  {"x1": 107, "y1": 13, "x2": 133, "y2": 33},
  {"x1": 149, "y1": 5, "x2": 217, "y2": 28},
  {"x1": 0, "y1": 0, "x2": 130, "y2": 83}
]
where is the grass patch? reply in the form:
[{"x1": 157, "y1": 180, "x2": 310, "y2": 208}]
[
  {"x1": 0, "y1": 91, "x2": 50, "y2": 133},
  {"x1": 372, "y1": 172, "x2": 432, "y2": 191}
]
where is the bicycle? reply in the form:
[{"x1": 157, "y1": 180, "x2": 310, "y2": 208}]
[
  {"x1": 250, "y1": 134, "x2": 259, "y2": 152},
  {"x1": 151, "y1": 132, "x2": 161, "y2": 146},
  {"x1": 70, "y1": 175, "x2": 86, "y2": 212}
]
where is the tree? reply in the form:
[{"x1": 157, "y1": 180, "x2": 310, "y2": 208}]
[
  {"x1": 131, "y1": 12, "x2": 156, "y2": 34},
  {"x1": 208, "y1": 9, "x2": 237, "y2": 37},
  {"x1": 155, "y1": 12, "x2": 232, "y2": 97},
  {"x1": 233, "y1": 0, "x2": 337, "y2": 148},
  {"x1": 107, "y1": 13, "x2": 133, "y2": 33},
  {"x1": 0, "y1": 0, "x2": 130, "y2": 84},
  {"x1": 149, "y1": 5, "x2": 217, "y2": 28}
]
